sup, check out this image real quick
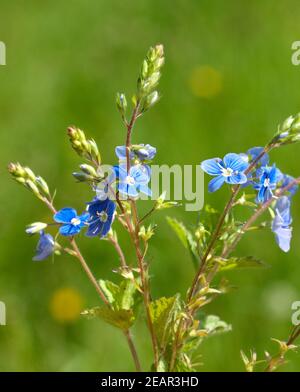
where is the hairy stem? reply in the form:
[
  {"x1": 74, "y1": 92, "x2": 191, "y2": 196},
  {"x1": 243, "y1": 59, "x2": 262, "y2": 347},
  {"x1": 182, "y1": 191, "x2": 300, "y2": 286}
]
[
  {"x1": 109, "y1": 235, "x2": 127, "y2": 268},
  {"x1": 122, "y1": 103, "x2": 159, "y2": 370},
  {"x1": 43, "y1": 197, "x2": 142, "y2": 372}
]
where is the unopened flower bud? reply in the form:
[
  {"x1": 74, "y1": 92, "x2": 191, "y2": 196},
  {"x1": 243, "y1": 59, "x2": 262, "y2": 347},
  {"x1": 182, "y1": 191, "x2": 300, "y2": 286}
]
[
  {"x1": 26, "y1": 222, "x2": 48, "y2": 234},
  {"x1": 116, "y1": 93, "x2": 127, "y2": 117},
  {"x1": 80, "y1": 164, "x2": 98, "y2": 177}
]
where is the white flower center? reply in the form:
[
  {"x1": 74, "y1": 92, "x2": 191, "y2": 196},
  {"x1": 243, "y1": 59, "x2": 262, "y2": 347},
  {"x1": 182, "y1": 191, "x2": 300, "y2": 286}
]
[
  {"x1": 71, "y1": 217, "x2": 81, "y2": 226},
  {"x1": 222, "y1": 167, "x2": 233, "y2": 177},
  {"x1": 264, "y1": 178, "x2": 270, "y2": 187},
  {"x1": 97, "y1": 211, "x2": 108, "y2": 223},
  {"x1": 125, "y1": 175, "x2": 135, "y2": 185}
]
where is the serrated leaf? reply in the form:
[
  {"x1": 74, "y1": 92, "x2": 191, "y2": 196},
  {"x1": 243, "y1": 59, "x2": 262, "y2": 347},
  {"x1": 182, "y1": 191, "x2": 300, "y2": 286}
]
[
  {"x1": 82, "y1": 306, "x2": 135, "y2": 330},
  {"x1": 167, "y1": 217, "x2": 198, "y2": 269},
  {"x1": 214, "y1": 256, "x2": 267, "y2": 271},
  {"x1": 99, "y1": 279, "x2": 138, "y2": 312},
  {"x1": 150, "y1": 295, "x2": 181, "y2": 349}
]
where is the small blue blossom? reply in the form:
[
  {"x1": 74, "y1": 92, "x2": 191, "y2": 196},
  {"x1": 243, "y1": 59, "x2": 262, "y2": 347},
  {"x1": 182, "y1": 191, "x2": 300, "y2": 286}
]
[
  {"x1": 253, "y1": 164, "x2": 282, "y2": 203},
  {"x1": 33, "y1": 231, "x2": 55, "y2": 261},
  {"x1": 272, "y1": 196, "x2": 292, "y2": 252},
  {"x1": 116, "y1": 164, "x2": 152, "y2": 198},
  {"x1": 86, "y1": 198, "x2": 116, "y2": 238},
  {"x1": 281, "y1": 174, "x2": 298, "y2": 198},
  {"x1": 115, "y1": 146, "x2": 134, "y2": 161},
  {"x1": 54, "y1": 208, "x2": 90, "y2": 236},
  {"x1": 201, "y1": 153, "x2": 248, "y2": 193},
  {"x1": 247, "y1": 147, "x2": 269, "y2": 166},
  {"x1": 133, "y1": 144, "x2": 156, "y2": 161},
  {"x1": 115, "y1": 144, "x2": 156, "y2": 162}
]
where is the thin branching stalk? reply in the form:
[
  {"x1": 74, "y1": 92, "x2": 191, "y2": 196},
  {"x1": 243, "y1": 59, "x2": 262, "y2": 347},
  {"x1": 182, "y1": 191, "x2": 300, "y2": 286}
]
[
  {"x1": 123, "y1": 104, "x2": 160, "y2": 370},
  {"x1": 43, "y1": 196, "x2": 142, "y2": 372}
]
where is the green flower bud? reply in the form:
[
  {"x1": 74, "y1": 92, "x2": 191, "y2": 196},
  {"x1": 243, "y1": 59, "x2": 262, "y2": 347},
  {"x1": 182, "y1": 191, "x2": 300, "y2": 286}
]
[
  {"x1": 8, "y1": 162, "x2": 50, "y2": 201},
  {"x1": 271, "y1": 112, "x2": 300, "y2": 146},
  {"x1": 80, "y1": 164, "x2": 98, "y2": 177},
  {"x1": 67, "y1": 126, "x2": 101, "y2": 165},
  {"x1": 72, "y1": 172, "x2": 95, "y2": 182},
  {"x1": 141, "y1": 91, "x2": 160, "y2": 112},
  {"x1": 116, "y1": 93, "x2": 127, "y2": 117},
  {"x1": 25, "y1": 180, "x2": 42, "y2": 199},
  {"x1": 137, "y1": 44, "x2": 164, "y2": 98},
  {"x1": 35, "y1": 176, "x2": 50, "y2": 197}
]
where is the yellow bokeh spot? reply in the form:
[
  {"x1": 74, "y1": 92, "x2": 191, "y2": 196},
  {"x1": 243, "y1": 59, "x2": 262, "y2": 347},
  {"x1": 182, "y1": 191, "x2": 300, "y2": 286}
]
[
  {"x1": 188, "y1": 66, "x2": 222, "y2": 98},
  {"x1": 49, "y1": 287, "x2": 84, "y2": 323}
]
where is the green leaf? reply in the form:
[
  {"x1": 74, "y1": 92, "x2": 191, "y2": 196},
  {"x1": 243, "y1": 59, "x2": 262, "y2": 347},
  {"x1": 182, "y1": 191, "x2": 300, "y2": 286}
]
[
  {"x1": 202, "y1": 315, "x2": 231, "y2": 335},
  {"x1": 167, "y1": 217, "x2": 198, "y2": 269},
  {"x1": 118, "y1": 279, "x2": 136, "y2": 310},
  {"x1": 99, "y1": 279, "x2": 138, "y2": 312},
  {"x1": 214, "y1": 256, "x2": 267, "y2": 271},
  {"x1": 99, "y1": 280, "x2": 120, "y2": 305},
  {"x1": 157, "y1": 358, "x2": 167, "y2": 372},
  {"x1": 150, "y1": 295, "x2": 181, "y2": 349},
  {"x1": 82, "y1": 306, "x2": 135, "y2": 330}
]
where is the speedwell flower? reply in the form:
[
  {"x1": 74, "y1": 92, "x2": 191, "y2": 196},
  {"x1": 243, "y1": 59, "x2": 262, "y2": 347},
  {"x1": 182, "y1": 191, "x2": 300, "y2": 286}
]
[
  {"x1": 253, "y1": 164, "x2": 282, "y2": 203},
  {"x1": 116, "y1": 164, "x2": 151, "y2": 198},
  {"x1": 201, "y1": 153, "x2": 248, "y2": 193},
  {"x1": 272, "y1": 196, "x2": 292, "y2": 252},
  {"x1": 246, "y1": 147, "x2": 269, "y2": 166},
  {"x1": 281, "y1": 174, "x2": 298, "y2": 198},
  {"x1": 115, "y1": 144, "x2": 156, "y2": 162},
  {"x1": 54, "y1": 208, "x2": 90, "y2": 236},
  {"x1": 33, "y1": 231, "x2": 55, "y2": 261},
  {"x1": 86, "y1": 198, "x2": 116, "y2": 238}
]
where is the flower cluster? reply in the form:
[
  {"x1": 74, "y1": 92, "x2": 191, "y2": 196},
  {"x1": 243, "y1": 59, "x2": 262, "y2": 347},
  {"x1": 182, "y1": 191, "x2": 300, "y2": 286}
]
[
  {"x1": 19, "y1": 140, "x2": 156, "y2": 261},
  {"x1": 201, "y1": 146, "x2": 298, "y2": 252}
]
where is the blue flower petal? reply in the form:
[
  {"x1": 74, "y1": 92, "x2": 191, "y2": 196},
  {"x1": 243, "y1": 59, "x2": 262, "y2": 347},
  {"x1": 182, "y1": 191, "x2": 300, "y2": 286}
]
[
  {"x1": 139, "y1": 184, "x2": 152, "y2": 197},
  {"x1": 201, "y1": 158, "x2": 223, "y2": 176},
  {"x1": 54, "y1": 208, "x2": 77, "y2": 224},
  {"x1": 223, "y1": 153, "x2": 248, "y2": 172},
  {"x1": 86, "y1": 198, "x2": 115, "y2": 238},
  {"x1": 130, "y1": 164, "x2": 150, "y2": 184},
  {"x1": 274, "y1": 227, "x2": 292, "y2": 252},
  {"x1": 208, "y1": 175, "x2": 225, "y2": 192},
  {"x1": 134, "y1": 144, "x2": 157, "y2": 160},
  {"x1": 226, "y1": 172, "x2": 248, "y2": 185},
  {"x1": 247, "y1": 147, "x2": 269, "y2": 166},
  {"x1": 115, "y1": 146, "x2": 134, "y2": 160},
  {"x1": 59, "y1": 224, "x2": 81, "y2": 236},
  {"x1": 33, "y1": 231, "x2": 54, "y2": 261}
]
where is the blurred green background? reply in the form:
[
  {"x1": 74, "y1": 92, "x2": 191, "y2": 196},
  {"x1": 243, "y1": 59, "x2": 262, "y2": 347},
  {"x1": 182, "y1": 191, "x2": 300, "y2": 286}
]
[{"x1": 1, "y1": 0, "x2": 300, "y2": 372}]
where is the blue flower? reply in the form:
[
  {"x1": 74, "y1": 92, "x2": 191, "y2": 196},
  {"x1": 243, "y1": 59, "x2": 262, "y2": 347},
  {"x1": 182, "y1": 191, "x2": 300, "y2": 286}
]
[
  {"x1": 86, "y1": 198, "x2": 116, "y2": 238},
  {"x1": 133, "y1": 144, "x2": 156, "y2": 161},
  {"x1": 53, "y1": 208, "x2": 90, "y2": 236},
  {"x1": 272, "y1": 196, "x2": 292, "y2": 252},
  {"x1": 115, "y1": 144, "x2": 156, "y2": 162},
  {"x1": 116, "y1": 164, "x2": 152, "y2": 198},
  {"x1": 33, "y1": 231, "x2": 55, "y2": 261},
  {"x1": 281, "y1": 174, "x2": 298, "y2": 198},
  {"x1": 201, "y1": 153, "x2": 248, "y2": 193},
  {"x1": 253, "y1": 164, "x2": 282, "y2": 203},
  {"x1": 247, "y1": 147, "x2": 269, "y2": 166},
  {"x1": 115, "y1": 146, "x2": 134, "y2": 161}
]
